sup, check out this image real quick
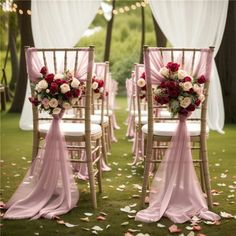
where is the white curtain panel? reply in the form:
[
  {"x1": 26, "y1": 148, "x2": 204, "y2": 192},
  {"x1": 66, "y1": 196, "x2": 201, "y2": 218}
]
[
  {"x1": 20, "y1": 0, "x2": 102, "y2": 130},
  {"x1": 149, "y1": 0, "x2": 229, "y2": 133}
]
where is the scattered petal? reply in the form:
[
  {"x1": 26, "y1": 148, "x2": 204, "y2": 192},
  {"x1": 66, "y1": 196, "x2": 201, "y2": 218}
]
[
  {"x1": 92, "y1": 231, "x2": 98, "y2": 235},
  {"x1": 128, "y1": 215, "x2": 135, "y2": 219},
  {"x1": 213, "y1": 202, "x2": 220, "y2": 206},
  {"x1": 220, "y1": 211, "x2": 233, "y2": 218},
  {"x1": 137, "y1": 224, "x2": 142, "y2": 227},
  {"x1": 128, "y1": 228, "x2": 141, "y2": 233},
  {"x1": 57, "y1": 220, "x2": 65, "y2": 225},
  {"x1": 193, "y1": 225, "x2": 202, "y2": 231},
  {"x1": 97, "y1": 215, "x2": 106, "y2": 221},
  {"x1": 169, "y1": 224, "x2": 182, "y2": 233},
  {"x1": 102, "y1": 196, "x2": 109, "y2": 199},
  {"x1": 124, "y1": 232, "x2": 134, "y2": 236},
  {"x1": 84, "y1": 212, "x2": 93, "y2": 216},
  {"x1": 80, "y1": 217, "x2": 89, "y2": 222},
  {"x1": 186, "y1": 226, "x2": 193, "y2": 230},
  {"x1": 64, "y1": 222, "x2": 78, "y2": 228},
  {"x1": 100, "y1": 212, "x2": 108, "y2": 216},
  {"x1": 92, "y1": 226, "x2": 103, "y2": 231},
  {"x1": 129, "y1": 203, "x2": 137, "y2": 208},
  {"x1": 121, "y1": 221, "x2": 129, "y2": 226},
  {"x1": 187, "y1": 232, "x2": 195, "y2": 236},
  {"x1": 106, "y1": 224, "x2": 111, "y2": 229},
  {"x1": 157, "y1": 223, "x2": 166, "y2": 228},
  {"x1": 82, "y1": 227, "x2": 90, "y2": 231}
]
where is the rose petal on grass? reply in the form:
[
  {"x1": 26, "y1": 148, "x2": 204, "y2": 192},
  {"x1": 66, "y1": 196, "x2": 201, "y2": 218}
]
[
  {"x1": 157, "y1": 223, "x2": 166, "y2": 228},
  {"x1": 132, "y1": 195, "x2": 140, "y2": 198},
  {"x1": 124, "y1": 232, "x2": 134, "y2": 236},
  {"x1": 186, "y1": 226, "x2": 193, "y2": 230},
  {"x1": 82, "y1": 227, "x2": 90, "y2": 231},
  {"x1": 169, "y1": 224, "x2": 182, "y2": 233},
  {"x1": 97, "y1": 215, "x2": 106, "y2": 221},
  {"x1": 92, "y1": 231, "x2": 98, "y2": 235},
  {"x1": 102, "y1": 196, "x2": 109, "y2": 199},
  {"x1": 128, "y1": 228, "x2": 141, "y2": 233},
  {"x1": 64, "y1": 222, "x2": 78, "y2": 228},
  {"x1": 57, "y1": 220, "x2": 65, "y2": 225},
  {"x1": 100, "y1": 212, "x2": 108, "y2": 216},
  {"x1": 193, "y1": 225, "x2": 202, "y2": 231},
  {"x1": 80, "y1": 217, "x2": 89, "y2": 222},
  {"x1": 129, "y1": 203, "x2": 137, "y2": 208},
  {"x1": 213, "y1": 202, "x2": 220, "y2": 206},
  {"x1": 128, "y1": 215, "x2": 135, "y2": 219},
  {"x1": 92, "y1": 226, "x2": 103, "y2": 231},
  {"x1": 84, "y1": 212, "x2": 93, "y2": 216},
  {"x1": 106, "y1": 224, "x2": 111, "y2": 229},
  {"x1": 121, "y1": 221, "x2": 129, "y2": 226},
  {"x1": 220, "y1": 211, "x2": 233, "y2": 218},
  {"x1": 187, "y1": 232, "x2": 195, "y2": 236}
]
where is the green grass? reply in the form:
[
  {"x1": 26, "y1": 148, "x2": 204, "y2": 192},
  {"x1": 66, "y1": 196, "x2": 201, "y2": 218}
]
[{"x1": 1, "y1": 97, "x2": 236, "y2": 236}]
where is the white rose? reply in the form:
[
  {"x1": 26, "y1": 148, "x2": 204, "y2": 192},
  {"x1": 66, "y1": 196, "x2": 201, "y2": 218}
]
[
  {"x1": 52, "y1": 107, "x2": 61, "y2": 115},
  {"x1": 38, "y1": 79, "x2": 48, "y2": 90},
  {"x1": 49, "y1": 98, "x2": 59, "y2": 108},
  {"x1": 153, "y1": 88, "x2": 162, "y2": 96},
  {"x1": 180, "y1": 97, "x2": 192, "y2": 108},
  {"x1": 182, "y1": 81, "x2": 193, "y2": 91},
  {"x1": 71, "y1": 78, "x2": 80, "y2": 88},
  {"x1": 62, "y1": 102, "x2": 71, "y2": 109},
  {"x1": 99, "y1": 87, "x2": 104, "y2": 93},
  {"x1": 60, "y1": 83, "x2": 70, "y2": 94},
  {"x1": 178, "y1": 69, "x2": 188, "y2": 80},
  {"x1": 199, "y1": 94, "x2": 205, "y2": 102},
  {"x1": 193, "y1": 84, "x2": 201, "y2": 94},
  {"x1": 137, "y1": 78, "x2": 146, "y2": 87},
  {"x1": 46, "y1": 89, "x2": 50, "y2": 93},
  {"x1": 35, "y1": 84, "x2": 42, "y2": 93},
  {"x1": 160, "y1": 67, "x2": 169, "y2": 78},
  {"x1": 92, "y1": 81, "x2": 99, "y2": 90},
  {"x1": 93, "y1": 92, "x2": 101, "y2": 99},
  {"x1": 54, "y1": 73, "x2": 64, "y2": 80}
]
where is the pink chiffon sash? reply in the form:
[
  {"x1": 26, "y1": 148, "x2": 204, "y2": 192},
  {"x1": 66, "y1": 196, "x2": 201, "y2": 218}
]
[
  {"x1": 135, "y1": 116, "x2": 220, "y2": 223},
  {"x1": 4, "y1": 113, "x2": 79, "y2": 219}
]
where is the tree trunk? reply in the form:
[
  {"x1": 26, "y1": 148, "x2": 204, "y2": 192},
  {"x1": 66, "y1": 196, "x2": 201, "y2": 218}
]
[
  {"x1": 9, "y1": 12, "x2": 19, "y2": 91},
  {"x1": 9, "y1": 0, "x2": 34, "y2": 113},
  {"x1": 215, "y1": 0, "x2": 236, "y2": 123},
  {"x1": 103, "y1": 0, "x2": 116, "y2": 62},
  {"x1": 152, "y1": 13, "x2": 167, "y2": 47},
  {"x1": 139, "y1": 6, "x2": 145, "y2": 63}
]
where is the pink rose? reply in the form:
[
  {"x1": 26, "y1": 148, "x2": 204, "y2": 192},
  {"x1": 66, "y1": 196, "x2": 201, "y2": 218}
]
[
  {"x1": 166, "y1": 62, "x2": 180, "y2": 72},
  {"x1": 40, "y1": 66, "x2": 48, "y2": 75},
  {"x1": 197, "y1": 75, "x2": 206, "y2": 84}
]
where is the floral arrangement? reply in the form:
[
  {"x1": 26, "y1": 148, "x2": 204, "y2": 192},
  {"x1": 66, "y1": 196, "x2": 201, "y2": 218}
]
[
  {"x1": 29, "y1": 66, "x2": 84, "y2": 115},
  {"x1": 153, "y1": 62, "x2": 206, "y2": 117},
  {"x1": 137, "y1": 72, "x2": 147, "y2": 99},
  {"x1": 92, "y1": 75, "x2": 107, "y2": 99}
]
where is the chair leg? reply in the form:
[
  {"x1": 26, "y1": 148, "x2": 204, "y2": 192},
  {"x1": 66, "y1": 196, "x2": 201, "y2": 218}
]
[
  {"x1": 87, "y1": 154, "x2": 97, "y2": 209},
  {"x1": 32, "y1": 133, "x2": 40, "y2": 161},
  {"x1": 201, "y1": 140, "x2": 213, "y2": 209},
  {"x1": 101, "y1": 126, "x2": 108, "y2": 165},
  {"x1": 96, "y1": 138, "x2": 102, "y2": 193}
]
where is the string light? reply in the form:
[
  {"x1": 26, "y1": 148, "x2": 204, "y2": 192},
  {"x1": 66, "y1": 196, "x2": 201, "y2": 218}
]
[
  {"x1": 27, "y1": 10, "x2": 31, "y2": 15},
  {"x1": 19, "y1": 9, "x2": 23, "y2": 14},
  {"x1": 124, "y1": 6, "x2": 130, "y2": 11}
]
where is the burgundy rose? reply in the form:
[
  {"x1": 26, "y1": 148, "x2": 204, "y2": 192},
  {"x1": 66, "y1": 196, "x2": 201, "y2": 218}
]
[
  {"x1": 187, "y1": 88, "x2": 194, "y2": 94},
  {"x1": 160, "y1": 81, "x2": 167, "y2": 88},
  {"x1": 98, "y1": 79, "x2": 104, "y2": 88},
  {"x1": 195, "y1": 99, "x2": 201, "y2": 106},
  {"x1": 166, "y1": 62, "x2": 180, "y2": 72},
  {"x1": 169, "y1": 89, "x2": 179, "y2": 98},
  {"x1": 64, "y1": 91, "x2": 73, "y2": 99},
  {"x1": 162, "y1": 96, "x2": 170, "y2": 104},
  {"x1": 40, "y1": 66, "x2": 48, "y2": 75},
  {"x1": 179, "y1": 108, "x2": 188, "y2": 116},
  {"x1": 140, "y1": 94, "x2": 145, "y2": 99},
  {"x1": 141, "y1": 85, "x2": 146, "y2": 91},
  {"x1": 187, "y1": 104, "x2": 196, "y2": 111},
  {"x1": 184, "y1": 76, "x2": 192, "y2": 82},
  {"x1": 197, "y1": 75, "x2": 206, "y2": 84},
  {"x1": 45, "y1": 73, "x2": 54, "y2": 83},
  {"x1": 140, "y1": 72, "x2": 146, "y2": 79},
  {"x1": 73, "y1": 89, "x2": 80, "y2": 97},
  {"x1": 55, "y1": 79, "x2": 64, "y2": 86},
  {"x1": 105, "y1": 91, "x2": 109, "y2": 96},
  {"x1": 94, "y1": 88, "x2": 100, "y2": 93},
  {"x1": 50, "y1": 82, "x2": 58, "y2": 93},
  {"x1": 28, "y1": 97, "x2": 40, "y2": 106}
]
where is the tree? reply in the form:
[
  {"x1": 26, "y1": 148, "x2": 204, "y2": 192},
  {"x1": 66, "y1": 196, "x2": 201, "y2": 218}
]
[
  {"x1": 139, "y1": 5, "x2": 145, "y2": 63},
  {"x1": 215, "y1": 0, "x2": 236, "y2": 123},
  {"x1": 9, "y1": 0, "x2": 34, "y2": 113},
  {"x1": 103, "y1": 0, "x2": 116, "y2": 61}
]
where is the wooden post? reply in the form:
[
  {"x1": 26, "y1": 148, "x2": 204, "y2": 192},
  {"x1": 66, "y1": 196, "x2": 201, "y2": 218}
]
[{"x1": 139, "y1": 6, "x2": 145, "y2": 63}]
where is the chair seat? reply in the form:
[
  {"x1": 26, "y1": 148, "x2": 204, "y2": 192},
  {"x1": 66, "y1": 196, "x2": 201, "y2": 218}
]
[
  {"x1": 131, "y1": 110, "x2": 148, "y2": 116},
  {"x1": 135, "y1": 116, "x2": 148, "y2": 125},
  {"x1": 91, "y1": 115, "x2": 109, "y2": 124},
  {"x1": 39, "y1": 122, "x2": 102, "y2": 136},
  {"x1": 94, "y1": 109, "x2": 113, "y2": 116},
  {"x1": 142, "y1": 122, "x2": 209, "y2": 136}
]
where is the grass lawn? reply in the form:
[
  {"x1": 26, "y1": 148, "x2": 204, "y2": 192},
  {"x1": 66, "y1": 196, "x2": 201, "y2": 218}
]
[{"x1": 1, "y1": 97, "x2": 236, "y2": 236}]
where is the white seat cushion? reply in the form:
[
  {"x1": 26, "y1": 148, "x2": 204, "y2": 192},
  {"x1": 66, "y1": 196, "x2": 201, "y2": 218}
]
[
  {"x1": 142, "y1": 122, "x2": 209, "y2": 136},
  {"x1": 135, "y1": 116, "x2": 148, "y2": 125},
  {"x1": 130, "y1": 110, "x2": 148, "y2": 116},
  {"x1": 94, "y1": 109, "x2": 113, "y2": 116},
  {"x1": 91, "y1": 115, "x2": 109, "y2": 124},
  {"x1": 39, "y1": 122, "x2": 102, "y2": 136}
]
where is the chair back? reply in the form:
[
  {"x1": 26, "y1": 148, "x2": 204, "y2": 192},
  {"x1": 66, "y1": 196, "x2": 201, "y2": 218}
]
[{"x1": 144, "y1": 46, "x2": 214, "y2": 139}]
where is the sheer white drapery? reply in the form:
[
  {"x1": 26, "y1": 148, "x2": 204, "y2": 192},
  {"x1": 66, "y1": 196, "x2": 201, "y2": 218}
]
[
  {"x1": 149, "y1": 0, "x2": 228, "y2": 133},
  {"x1": 20, "y1": 0, "x2": 102, "y2": 130}
]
